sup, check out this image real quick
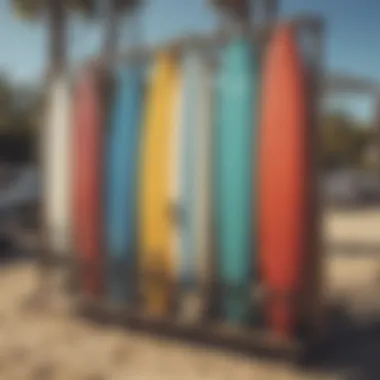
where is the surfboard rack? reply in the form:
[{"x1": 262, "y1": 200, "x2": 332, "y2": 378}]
[
  {"x1": 74, "y1": 293, "x2": 305, "y2": 361},
  {"x1": 37, "y1": 9, "x2": 327, "y2": 362},
  {"x1": 37, "y1": 254, "x2": 318, "y2": 361}
]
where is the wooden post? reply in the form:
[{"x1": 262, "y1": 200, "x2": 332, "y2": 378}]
[{"x1": 300, "y1": 18, "x2": 326, "y2": 338}]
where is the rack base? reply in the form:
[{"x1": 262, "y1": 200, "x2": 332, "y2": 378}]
[{"x1": 73, "y1": 295, "x2": 307, "y2": 362}]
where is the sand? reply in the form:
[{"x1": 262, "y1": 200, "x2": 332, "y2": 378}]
[{"x1": 0, "y1": 208, "x2": 379, "y2": 380}]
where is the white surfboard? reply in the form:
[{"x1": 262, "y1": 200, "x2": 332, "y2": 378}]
[{"x1": 42, "y1": 75, "x2": 73, "y2": 257}]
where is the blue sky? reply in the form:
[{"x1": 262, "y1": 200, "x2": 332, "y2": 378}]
[{"x1": 0, "y1": 0, "x2": 379, "y2": 120}]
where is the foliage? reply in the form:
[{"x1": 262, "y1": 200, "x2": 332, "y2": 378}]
[
  {"x1": 0, "y1": 75, "x2": 41, "y2": 132},
  {"x1": 12, "y1": 0, "x2": 93, "y2": 19},
  {"x1": 11, "y1": 0, "x2": 144, "y2": 75},
  {"x1": 6, "y1": 1, "x2": 374, "y2": 167},
  {"x1": 12, "y1": 0, "x2": 142, "y2": 20},
  {"x1": 0, "y1": 75, "x2": 41, "y2": 162},
  {"x1": 320, "y1": 111, "x2": 374, "y2": 170}
]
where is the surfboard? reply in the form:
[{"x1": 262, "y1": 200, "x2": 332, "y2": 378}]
[
  {"x1": 214, "y1": 38, "x2": 260, "y2": 324},
  {"x1": 139, "y1": 51, "x2": 181, "y2": 316},
  {"x1": 196, "y1": 60, "x2": 214, "y2": 320},
  {"x1": 177, "y1": 50, "x2": 213, "y2": 321},
  {"x1": 43, "y1": 75, "x2": 72, "y2": 257},
  {"x1": 106, "y1": 65, "x2": 145, "y2": 302},
  {"x1": 73, "y1": 66, "x2": 108, "y2": 297},
  {"x1": 259, "y1": 25, "x2": 307, "y2": 337}
]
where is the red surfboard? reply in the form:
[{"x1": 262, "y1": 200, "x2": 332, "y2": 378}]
[
  {"x1": 73, "y1": 66, "x2": 105, "y2": 297},
  {"x1": 259, "y1": 25, "x2": 308, "y2": 337}
]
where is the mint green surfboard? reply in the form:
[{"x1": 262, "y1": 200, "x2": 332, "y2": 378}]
[{"x1": 214, "y1": 38, "x2": 260, "y2": 324}]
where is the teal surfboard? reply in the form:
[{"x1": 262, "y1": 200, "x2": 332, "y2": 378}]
[
  {"x1": 214, "y1": 38, "x2": 259, "y2": 324},
  {"x1": 177, "y1": 51, "x2": 213, "y2": 321},
  {"x1": 106, "y1": 65, "x2": 145, "y2": 301}
]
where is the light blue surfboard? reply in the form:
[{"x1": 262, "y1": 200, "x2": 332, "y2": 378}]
[
  {"x1": 106, "y1": 65, "x2": 145, "y2": 301},
  {"x1": 214, "y1": 38, "x2": 260, "y2": 324},
  {"x1": 178, "y1": 50, "x2": 213, "y2": 321}
]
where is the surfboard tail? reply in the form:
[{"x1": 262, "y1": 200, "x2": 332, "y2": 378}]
[
  {"x1": 267, "y1": 301, "x2": 295, "y2": 337},
  {"x1": 143, "y1": 282, "x2": 174, "y2": 316},
  {"x1": 107, "y1": 256, "x2": 135, "y2": 302},
  {"x1": 177, "y1": 291, "x2": 204, "y2": 322},
  {"x1": 81, "y1": 258, "x2": 103, "y2": 297},
  {"x1": 219, "y1": 282, "x2": 252, "y2": 324}
]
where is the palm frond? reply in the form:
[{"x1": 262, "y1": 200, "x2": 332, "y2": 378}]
[{"x1": 12, "y1": 0, "x2": 43, "y2": 20}]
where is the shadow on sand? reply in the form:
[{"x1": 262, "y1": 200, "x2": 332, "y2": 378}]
[
  {"x1": 0, "y1": 234, "x2": 35, "y2": 265},
  {"x1": 328, "y1": 242, "x2": 380, "y2": 258},
  {"x1": 302, "y1": 301, "x2": 380, "y2": 380}
]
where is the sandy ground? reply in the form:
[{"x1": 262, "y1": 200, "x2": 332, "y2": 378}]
[{"x1": 0, "y1": 209, "x2": 380, "y2": 379}]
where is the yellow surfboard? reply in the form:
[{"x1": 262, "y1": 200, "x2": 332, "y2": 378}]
[{"x1": 139, "y1": 51, "x2": 181, "y2": 316}]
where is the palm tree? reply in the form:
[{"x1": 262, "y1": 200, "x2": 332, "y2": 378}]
[
  {"x1": 209, "y1": 0, "x2": 250, "y2": 19},
  {"x1": 209, "y1": 0, "x2": 279, "y2": 26},
  {"x1": 13, "y1": 0, "x2": 68, "y2": 78},
  {"x1": 101, "y1": 0, "x2": 143, "y2": 63},
  {"x1": 0, "y1": 75, "x2": 15, "y2": 131},
  {"x1": 12, "y1": 0, "x2": 143, "y2": 78}
]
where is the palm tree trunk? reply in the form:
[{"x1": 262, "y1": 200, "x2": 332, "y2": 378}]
[
  {"x1": 211, "y1": 0, "x2": 251, "y2": 33},
  {"x1": 47, "y1": 0, "x2": 67, "y2": 79},
  {"x1": 264, "y1": 0, "x2": 278, "y2": 24},
  {"x1": 102, "y1": 1, "x2": 121, "y2": 63}
]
